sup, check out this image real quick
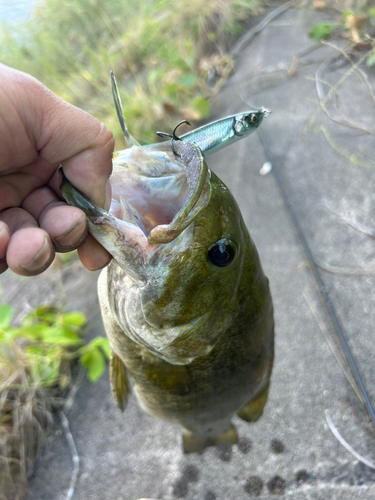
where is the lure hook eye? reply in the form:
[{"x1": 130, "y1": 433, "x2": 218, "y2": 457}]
[{"x1": 156, "y1": 120, "x2": 191, "y2": 156}]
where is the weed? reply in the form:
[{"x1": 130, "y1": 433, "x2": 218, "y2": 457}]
[
  {"x1": 309, "y1": 22, "x2": 333, "y2": 40},
  {"x1": 308, "y1": 1, "x2": 375, "y2": 53},
  {"x1": 0, "y1": 303, "x2": 109, "y2": 499},
  {"x1": 0, "y1": 0, "x2": 263, "y2": 147}
]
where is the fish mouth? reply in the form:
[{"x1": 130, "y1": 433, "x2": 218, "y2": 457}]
[{"x1": 60, "y1": 140, "x2": 210, "y2": 285}]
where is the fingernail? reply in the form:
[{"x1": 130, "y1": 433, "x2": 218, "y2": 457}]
[
  {"x1": 21, "y1": 237, "x2": 53, "y2": 272},
  {"x1": 55, "y1": 216, "x2": 87, "y2": 250},
  {"x1": 0, "y1": 222, "x2": 9, "y2": 259},
  {"x1": 0, "y1": 221, "x2": 9, "y2": 236},
  {"x1": 105, "y1": 179, "x2": 112, "y2": 211},
  {"x1": 87, "y1": 253, "x2": 112, "y2": 271}
]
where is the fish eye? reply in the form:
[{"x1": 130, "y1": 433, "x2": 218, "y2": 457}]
[
  {"x1": 249, "y1": 113, "x2": 259, "y2": 124},
  {"x1": 208, "y1": 239, "x2": 236, "y2": 267}
]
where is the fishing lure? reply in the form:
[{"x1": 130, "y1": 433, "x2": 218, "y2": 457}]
[{"x1": 110, "y1": 70, "x2": 270, "y2": 156}]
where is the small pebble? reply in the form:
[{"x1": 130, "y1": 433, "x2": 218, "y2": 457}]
[
  {"x1": 173, "y1": 479, "x2": 189, "y2": 498},
  {"x1": 295, "y1": 469, "x2": 308, "y2": 483},
  {"x1": 238, "y1": 437, "x2": 252, "y2": 454},
  {"x1": 244, "y1": 476, "x2": 263, "y2": 496},
  {"x1": 259, "y1": 161, "x2": 272, "y2": 176},
  {"x1": 267, "y1": 475, "x2": 286, "y2": 495},
  {"x1": 216, "y1": 445, "x2": 232, "y2": 462},
  {"x1": 270, "y1": 439, "x2": 284, "y2": 454},
  {"x1": 183, "y1": 464, "x2": 199, "y2": 483}
]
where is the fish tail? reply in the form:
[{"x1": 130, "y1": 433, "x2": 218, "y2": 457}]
[{"x1": 182, "y1": 425, "x2": 238, "y2": 454}]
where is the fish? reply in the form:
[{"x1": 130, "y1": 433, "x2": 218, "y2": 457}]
[
  {"x1": 60, "y1": 72, "x2": 274, "y2": 451},
  {"x1": 60, "y1": 130, "x2": 274, "y2": 452}
]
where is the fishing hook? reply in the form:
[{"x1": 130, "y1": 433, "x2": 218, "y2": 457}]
[{"x1": 156, "y1": 120, "x2": 191, "y2": 156}]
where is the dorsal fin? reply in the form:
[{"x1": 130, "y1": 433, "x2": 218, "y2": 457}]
[{"x1": 110, "y1": 70, "x2": 139, "y2": 148}]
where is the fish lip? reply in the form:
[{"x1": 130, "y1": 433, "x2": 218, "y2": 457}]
[
  {"x1": 59, "y1": 167, "x2": 103, "y2": 217},
  {"x1": 147, "y1": 141, "x2": 210, "y2": 244},
  {"x1": 60, "y1": 168, "x2": 149, "y2": 285}
]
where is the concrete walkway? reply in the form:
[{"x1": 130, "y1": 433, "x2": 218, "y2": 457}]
[{"x1": 2, "y1": 3, "x2": 375, "y2": 499}]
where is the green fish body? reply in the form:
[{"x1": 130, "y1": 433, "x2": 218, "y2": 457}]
[{"x1": 61, "y1": 139, "x2": 274, "y2": 452}]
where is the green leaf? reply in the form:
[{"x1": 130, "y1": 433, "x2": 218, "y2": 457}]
[
  {"x1": 147, "y1": 68, "x2": 160, "y2": 87},
  {"x1": 0, "y1": 304, "x2": 13, "y2": 328},
  {"x1": 81, "y1": 337, "x2": 111, "y2": 360},
  {"x1": 26, "y1": 345, "x2": 50, "y2": 356},
  {"x1": 80, "y1": 347, "x2": 105, "y2": 382},
  {"x1": 100, "y1": 340, "x2": 111, "y2": 360},
  {"x1": 192, "y1": 97, "x2": 210, "y2": 118},
  {"x1": 62, "y1": 311, "x2": 86, "y2": 328},
  {"x1": 369, "y1": 8, "x2": 375, "y2": 19},
  {"x1": 178, "y1": 73, "x2": 197, "y2": 89},
  {"x1": 40, "y1": 326, "x2": 82, "y2": 346},
  {"x1": 165, "y1": 82, "x2": 179, "y2": 100},
  {"x1": 308, "y1": 23, "x2": 332, "y2": 41},
  {"x1": 16, "y1": 324, "x2": 50, "y2": 340},
  {"x1": 366, "y1": 50, "x2": 375, "y2": 67},
  {"x1": 0, "y1": 326, "x2": 18, "y2": 342},
  {"x1": 27, "y1": 346, "x2": 62, "y2": 385},
  {"x1": 87, "y1": 337, "x2": 111, "y2": 360},
  {"x1": 222, "y1": 22, "x2": 243, "y2": 36},
  {"x1": 23, "y1": 305, "x2": 57, "y2": 326}
]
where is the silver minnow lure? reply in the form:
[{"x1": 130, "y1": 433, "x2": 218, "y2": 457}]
[
  {"x1": 110, "y1": 71, "x2": 270, "y2": 155},
  {"x1": 181, "y1": 108, "x2": 270, "y2": 156}
]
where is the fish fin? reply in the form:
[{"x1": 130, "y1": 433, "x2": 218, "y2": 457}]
[
  {"x1": 182, "y1": 425, "x2": 238, "y2": 454},
  {"x1": 110, "y1": 350, "x2": 130, "y2": 412},
  {"x1": 98, "y1": 268, "x2": 130, "y2": 411},
  {"x1": 110, "y1": 70, "x2": 140, "y2": 148},
  {"x1": 237, "y1": 384, "x2": 270, "y2": 423}
]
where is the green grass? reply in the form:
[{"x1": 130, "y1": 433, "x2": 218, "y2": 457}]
[
  {"x1": 0, "y1": 303, "x2": 109, "y2": 498},
  {"x1": 0, "y1": 0, "x2": 264, "y2": 146}
]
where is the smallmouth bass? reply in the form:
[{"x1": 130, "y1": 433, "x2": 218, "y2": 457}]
[{"x1": 61, "y1": 132, "x2": 274, "y2": 452}]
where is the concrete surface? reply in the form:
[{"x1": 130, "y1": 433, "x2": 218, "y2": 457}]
[{"x1": 2, "y1": 3, "x2": 375, "y2": 499}]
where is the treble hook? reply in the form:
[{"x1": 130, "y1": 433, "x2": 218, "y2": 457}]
[{"x1": 156, "y1": 120, "x2": 191, "y2": 156}]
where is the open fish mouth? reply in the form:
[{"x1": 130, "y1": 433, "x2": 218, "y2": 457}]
[{"x1": 60, "y1": 139, "x2": 211, "y2": 285}]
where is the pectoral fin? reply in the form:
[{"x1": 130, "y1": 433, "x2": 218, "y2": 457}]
[
  {"x1": 237, "y1": 384, "x2": 269, "y2": 422},
  {"x1": 110, "y1": 351, "x2": 130, "y2": 411}
]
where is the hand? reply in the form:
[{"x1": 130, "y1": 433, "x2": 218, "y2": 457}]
[{"x1": 0, "y1": 64, "x2": 115, "y2": 276}]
